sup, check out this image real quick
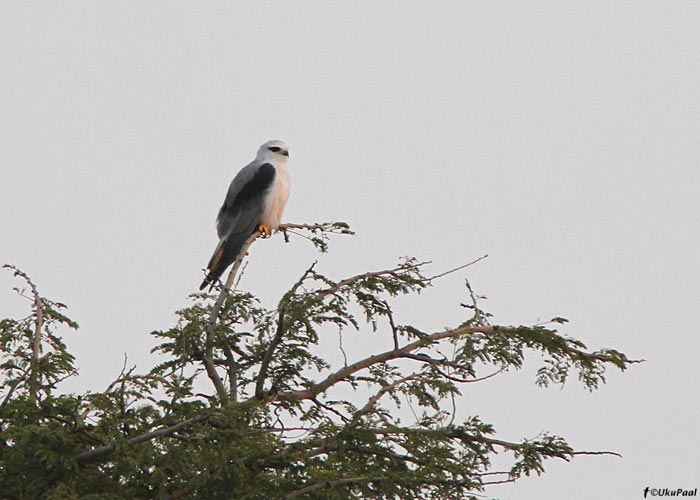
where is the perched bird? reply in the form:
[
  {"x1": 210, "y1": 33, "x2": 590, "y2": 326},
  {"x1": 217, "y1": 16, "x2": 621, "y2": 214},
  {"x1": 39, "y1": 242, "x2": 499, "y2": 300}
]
[{"x1": 200, "y1": 140, "x2": 291, "y2": 290}]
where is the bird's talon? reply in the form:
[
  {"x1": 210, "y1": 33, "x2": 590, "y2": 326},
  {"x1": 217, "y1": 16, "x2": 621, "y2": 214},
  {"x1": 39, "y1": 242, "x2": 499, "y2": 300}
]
[{"x1": 258, "y1": 225, "x2": 272, "y2": 238}]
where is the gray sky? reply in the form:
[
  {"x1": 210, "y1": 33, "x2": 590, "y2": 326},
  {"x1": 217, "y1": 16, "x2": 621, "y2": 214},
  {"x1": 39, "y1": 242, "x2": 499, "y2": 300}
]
[{"x1": 2, "y1": 2, "x2": 699, "y2": 499}]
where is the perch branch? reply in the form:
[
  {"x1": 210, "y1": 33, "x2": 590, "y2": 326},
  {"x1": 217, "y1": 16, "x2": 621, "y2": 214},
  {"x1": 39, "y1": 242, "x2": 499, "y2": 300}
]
[{"x1": 203, "y1": 231, "x2": 261, "y2": 402}]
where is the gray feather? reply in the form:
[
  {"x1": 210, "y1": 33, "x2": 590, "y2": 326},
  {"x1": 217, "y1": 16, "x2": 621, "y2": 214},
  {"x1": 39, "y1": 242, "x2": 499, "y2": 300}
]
[{"x1": 200, "y1": 161, "x2": 276, "y2": 290}]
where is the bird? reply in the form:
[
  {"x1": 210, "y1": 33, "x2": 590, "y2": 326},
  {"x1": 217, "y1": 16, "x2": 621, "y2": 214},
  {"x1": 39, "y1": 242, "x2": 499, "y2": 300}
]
[{"x1": 200, "y1": 140, "x2": 291, "y2": 290}]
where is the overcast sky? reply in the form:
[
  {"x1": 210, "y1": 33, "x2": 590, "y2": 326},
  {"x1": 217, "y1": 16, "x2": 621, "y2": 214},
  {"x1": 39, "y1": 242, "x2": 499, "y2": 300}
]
[{"x1": 2, "y1": 3, "x2": 699, "y2": 499}]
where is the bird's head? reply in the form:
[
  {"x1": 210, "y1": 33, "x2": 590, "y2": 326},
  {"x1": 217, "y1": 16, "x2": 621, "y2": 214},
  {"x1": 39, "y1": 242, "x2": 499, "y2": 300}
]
[{"x1": 257, "y1": 140, "x2": 289, "y2": 163}]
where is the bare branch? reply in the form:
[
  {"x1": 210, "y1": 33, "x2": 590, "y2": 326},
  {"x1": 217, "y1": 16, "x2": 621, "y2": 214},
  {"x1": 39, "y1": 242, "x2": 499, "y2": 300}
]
[
  {"x1": 337, "y1": 326, "x2": 348, "y2": 367},
  {"x1": 461, "y1": 367, "x2": 505, "y2": 384},
  {"x1": 462, "y1": 278, "x2": 490, "y2": 326},
  {"x1": 481, "y1": 477, "x2": 516, "y2": 486},
  {"x1": 572, "y1": 450, "x2": 622, "y2": 458},
  {"x1": 426, "y1": 254, "x2": 489, "y2": 281}
]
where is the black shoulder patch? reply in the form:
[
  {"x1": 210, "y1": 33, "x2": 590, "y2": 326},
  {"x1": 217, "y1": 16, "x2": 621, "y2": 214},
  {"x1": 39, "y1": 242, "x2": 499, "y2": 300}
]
[{"x1": 232, "y1": 163, "x2": 275, "y2": 209}]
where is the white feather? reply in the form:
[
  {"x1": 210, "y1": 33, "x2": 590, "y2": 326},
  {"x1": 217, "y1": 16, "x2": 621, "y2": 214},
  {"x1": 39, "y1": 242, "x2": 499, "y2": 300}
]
[
  {"x1": 261, "y1": 162, "x2": 290, "y2": 230},
  {"x1": 255, "y1": 140, "x2": 290, "y2": 231}
]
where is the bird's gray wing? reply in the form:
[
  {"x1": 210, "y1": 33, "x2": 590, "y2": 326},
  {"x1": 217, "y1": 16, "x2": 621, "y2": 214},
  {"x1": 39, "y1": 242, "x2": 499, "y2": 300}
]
[
  {"x1": 216, "y1": 161, "x2": 268, "y2": 238},
  {"x1": 200, "y1": 162, "x2": 276, "y2": 290}
]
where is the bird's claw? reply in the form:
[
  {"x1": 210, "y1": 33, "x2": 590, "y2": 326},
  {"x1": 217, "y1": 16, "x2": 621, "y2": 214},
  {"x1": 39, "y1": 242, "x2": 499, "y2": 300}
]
[{"x1": 258, "y1": 224, "x2": 273, "y2": 238}]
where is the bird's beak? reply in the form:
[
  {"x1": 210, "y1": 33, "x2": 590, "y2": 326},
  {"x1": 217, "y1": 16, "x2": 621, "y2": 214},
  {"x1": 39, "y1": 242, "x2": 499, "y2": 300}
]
[{"x1": 282, "y1": 150, "x2": 289, "y2": 157}]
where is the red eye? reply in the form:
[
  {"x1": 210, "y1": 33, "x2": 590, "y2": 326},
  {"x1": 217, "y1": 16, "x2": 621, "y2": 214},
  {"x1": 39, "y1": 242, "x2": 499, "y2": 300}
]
[{"x1": 268, "y1": 147, "x2": 281, "y2": 152}]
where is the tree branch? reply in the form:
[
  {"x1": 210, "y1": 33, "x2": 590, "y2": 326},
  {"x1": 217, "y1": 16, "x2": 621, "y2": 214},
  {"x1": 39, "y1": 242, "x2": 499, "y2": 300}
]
[
  {"x1": 303, "y1": 443, "x2": 428, "y2": 466},
  {"x1": 204, "y1": 222, "x2": 350, "y2": 403},
  {"x1": 75, "y1": 413, "x2": 209, "y2": 464},
  {"x1": 255, "y1": 263, "x2": 316, "y2": 399},
  {"x1": 283, "y1": 476, "x2": 383, "y2": 499},
  {"x1": 355, "y1": 371, "x2": 423, "y2": 418},
  {"x1": 426, "y1": 254, "x2": 489, "y2": 281},
  {"x1": 203, "y1": 231, "x2": 261, "y2": 403},
  {"x1": 223, "y1": 346, "x2": 238, "y2": 402},
  {"x1": 80, "y1": 356, "x2": 134, "y2": 420},
  {"x1": 269, "y1": 324, "x2": 642, "y2": 402},
  {"x1": 3, "y1": 265, "x2": 44, "y2": 402},
  {"x1": 314, "y1": 261, "x2": 431, "y2": 301},
  {"x1": 0, "y1": 353, "x2": 52, "y2": 411},
  {"x1": 279, "y1": 222, "x2": 347, "y2": 232},
  {"x1": 366, "y1": 426, "x2": 620, "y2": 459},
  {"x1": 270, "y1": 325, "x2": 498, "y2": 401}
]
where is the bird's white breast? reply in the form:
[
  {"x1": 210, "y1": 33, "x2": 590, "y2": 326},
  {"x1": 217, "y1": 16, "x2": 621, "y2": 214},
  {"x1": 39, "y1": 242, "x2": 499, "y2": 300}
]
[{"x1": 261, "y1": 164, "x2": 290, "y2": 230}]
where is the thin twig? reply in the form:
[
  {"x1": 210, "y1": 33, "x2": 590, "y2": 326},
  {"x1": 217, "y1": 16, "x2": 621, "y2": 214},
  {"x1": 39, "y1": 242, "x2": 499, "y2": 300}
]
[
  {"x1": 315, "y1": 261, "x2": 431, "y2": 301},
  {"x1": 337, "y1": 325, "x2": 348, "y2": 368},
  {"x1": 80, "y1": 355, "x2": 134, "y2": 420},
  {"x1": 381, "y1": 300, "x2": 399, "y2": 350},
  {"x1": 310, "y1": 397, "x2": 351, "y2": 423},
  {"x1": 355, "y1": 372, "x2": 423, "y2": 418},
  {"x1": 572, "y1": 450, "x2": 623, "y2": 458},
  {"x1": 462, "y1": 278, "x2": 490, "y2": 326},
  {"x1": 427, "y1": 254, "x2": 488, "y2": 281}
]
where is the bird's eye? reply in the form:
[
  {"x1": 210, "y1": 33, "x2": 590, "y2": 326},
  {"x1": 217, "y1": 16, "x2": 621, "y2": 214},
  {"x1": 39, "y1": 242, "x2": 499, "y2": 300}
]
[{"x1": 268, "y1": 146, "x2": 281, "y2": 152}]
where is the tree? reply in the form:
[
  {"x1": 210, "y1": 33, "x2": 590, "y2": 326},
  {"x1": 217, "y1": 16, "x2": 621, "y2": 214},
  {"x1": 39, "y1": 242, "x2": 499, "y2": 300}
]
[{"x1": 0, "y1": 224, "x2": 639, "y2": 500}]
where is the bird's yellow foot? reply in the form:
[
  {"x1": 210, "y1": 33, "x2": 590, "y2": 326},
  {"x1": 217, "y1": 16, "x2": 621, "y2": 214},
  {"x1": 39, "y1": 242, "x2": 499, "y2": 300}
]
[{"x1": 258, "y1": 224, "x2": 273, "y2": 238}]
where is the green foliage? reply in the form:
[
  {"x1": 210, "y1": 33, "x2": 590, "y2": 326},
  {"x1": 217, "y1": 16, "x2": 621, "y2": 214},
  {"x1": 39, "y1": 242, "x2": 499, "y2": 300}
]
[{"x1": 0, "y1": 229, "x2": 639, "y2": 499}]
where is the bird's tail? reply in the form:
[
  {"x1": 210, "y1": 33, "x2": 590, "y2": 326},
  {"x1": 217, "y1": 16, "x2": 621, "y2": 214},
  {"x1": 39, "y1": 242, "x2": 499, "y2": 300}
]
[{"x1": 199, "y1": 233, "x2": 250, "y2": 291}]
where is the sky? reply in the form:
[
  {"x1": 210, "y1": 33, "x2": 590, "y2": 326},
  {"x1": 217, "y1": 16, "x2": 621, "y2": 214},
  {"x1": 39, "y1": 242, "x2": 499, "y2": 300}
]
[{"x1": 1, "y1": 2, "x2": 699, "y2": 499}]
